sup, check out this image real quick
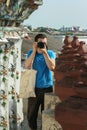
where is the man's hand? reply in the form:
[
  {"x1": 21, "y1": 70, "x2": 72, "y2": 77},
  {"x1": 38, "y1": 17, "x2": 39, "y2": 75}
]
[
  {"x1": 39, "y1": 44, "x2": 47, "y2": 54},
  {"x1": 33, "y1": 42, "x2": 37, "y2": 53}
]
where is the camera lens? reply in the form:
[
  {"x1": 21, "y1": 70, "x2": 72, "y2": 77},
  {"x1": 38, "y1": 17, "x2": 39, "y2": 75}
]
[{"x1": 37, "y1": 42, "x2": 44, "y2": 48}]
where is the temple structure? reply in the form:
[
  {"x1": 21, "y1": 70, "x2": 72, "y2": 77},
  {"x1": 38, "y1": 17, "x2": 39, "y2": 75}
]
[
  {"x1": 0, "y1": 0, "x2": 43, "y2": 27},
  {"x1": 0, "y1": 1, "x2": 43, "y2": 130},
  {"x1": 1, "y1": 1, "x2": 87, "y2": 130},
  {"x1": 54, "y1": 35, "x2": 87, "y2": 130}
]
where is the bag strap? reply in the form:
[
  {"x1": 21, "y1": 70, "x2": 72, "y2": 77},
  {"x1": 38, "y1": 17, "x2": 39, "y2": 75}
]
[{"x1": 30, "y1": 54, "x2": 35, "y2": 69}]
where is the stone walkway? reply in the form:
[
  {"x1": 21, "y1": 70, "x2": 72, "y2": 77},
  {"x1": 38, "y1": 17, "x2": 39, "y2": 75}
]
[
  {"x1": 21, "y1": 115, "x2": 42, "y2": 130},
  {"x1": 21, "y1": 98, "x2": 42, "y2": 130}
]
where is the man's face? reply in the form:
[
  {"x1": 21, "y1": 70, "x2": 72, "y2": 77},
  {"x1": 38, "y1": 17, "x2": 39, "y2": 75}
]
[{"x1": 37, "y1": 38, "x2": 47, "y2": 44}]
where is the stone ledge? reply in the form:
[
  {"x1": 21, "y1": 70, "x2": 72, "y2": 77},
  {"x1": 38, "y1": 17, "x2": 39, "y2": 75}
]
[
  {"x1": 42, "y1": 109, "x2": 62, "y2": 130},
  {"x1": 44, "y1": 92, "x2": 61, "y2": 110}
]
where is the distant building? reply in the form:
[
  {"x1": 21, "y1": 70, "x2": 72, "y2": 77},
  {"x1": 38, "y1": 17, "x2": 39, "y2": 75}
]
[{"x1": 59, "y1": 26, "x2": 80, "y2": 32}]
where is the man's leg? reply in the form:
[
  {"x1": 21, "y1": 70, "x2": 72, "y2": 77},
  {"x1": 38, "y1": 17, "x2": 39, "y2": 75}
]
[{"x1": 27, "y1": 95, "x2": 41, "y2": 130}]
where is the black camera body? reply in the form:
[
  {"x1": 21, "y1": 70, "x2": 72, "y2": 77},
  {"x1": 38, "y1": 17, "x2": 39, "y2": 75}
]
[{"x1": 37, "y1": 42, "x2": 45, "y2": 48}]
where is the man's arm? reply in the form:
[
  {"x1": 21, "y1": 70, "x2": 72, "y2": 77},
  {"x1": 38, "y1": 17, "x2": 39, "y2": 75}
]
[
  {"x1": 43, "y1": 51, "x2": 56, "y2": 71},
  {"x1": 25, "y1": 51, "x2": 36, "y2": 69},
  {"x1": 25, "y1": 42, "x2": 37, "y2": 69}
]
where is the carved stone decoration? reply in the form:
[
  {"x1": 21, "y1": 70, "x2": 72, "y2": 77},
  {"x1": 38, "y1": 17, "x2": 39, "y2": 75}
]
[
  {"x1": 0, "y1": 0, "x2": 43, "y2": 27},
  {"x1": 0, "y1": 27, "x2": 24, "y2": 130},
  {"x1": 54, "y1": 35, "x2": 87, "y2": 130},
  {"x1": 54, "y1": 35, "x2": 87, "y2": 100},
  {"x1": 55, "y1": 96, "x2": 87, "y2": 130}
]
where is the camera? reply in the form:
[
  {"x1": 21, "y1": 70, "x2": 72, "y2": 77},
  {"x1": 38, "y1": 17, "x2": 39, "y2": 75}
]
[{"x1": 37, "y1": 42, "x2": 45, "y2": 48}]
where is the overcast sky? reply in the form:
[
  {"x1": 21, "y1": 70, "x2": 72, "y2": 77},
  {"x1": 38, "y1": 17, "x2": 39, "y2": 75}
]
[{"x1": 23, "y1": 0, "x2": 87, "y2": 29}]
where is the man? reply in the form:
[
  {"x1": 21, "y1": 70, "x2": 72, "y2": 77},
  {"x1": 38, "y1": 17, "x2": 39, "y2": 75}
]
[{"x1": 25, "y1": 33, "x2": 56, "y2": 130}]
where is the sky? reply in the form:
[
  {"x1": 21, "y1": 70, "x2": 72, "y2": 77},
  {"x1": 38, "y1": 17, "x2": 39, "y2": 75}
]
[{"x1": 23, "y1": 0, "x2": 87, "y2": 29}]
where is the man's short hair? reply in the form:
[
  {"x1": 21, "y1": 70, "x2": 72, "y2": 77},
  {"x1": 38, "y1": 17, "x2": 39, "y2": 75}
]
[{"x1": 34, "y1": 33, "x2": 47, "y2": 42}]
